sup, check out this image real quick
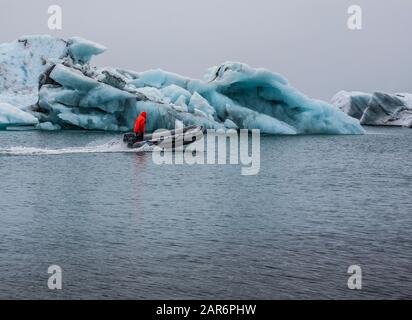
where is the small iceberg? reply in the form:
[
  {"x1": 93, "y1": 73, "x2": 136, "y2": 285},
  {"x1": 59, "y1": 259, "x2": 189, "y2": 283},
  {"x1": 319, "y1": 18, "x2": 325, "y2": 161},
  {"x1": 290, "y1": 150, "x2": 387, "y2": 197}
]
[
  {"x1": 0, "y1": 102, "x2": 38, "y2": 129},
  {"x1": 332, "y1": 91, "x2": 412, "y2": 128}
]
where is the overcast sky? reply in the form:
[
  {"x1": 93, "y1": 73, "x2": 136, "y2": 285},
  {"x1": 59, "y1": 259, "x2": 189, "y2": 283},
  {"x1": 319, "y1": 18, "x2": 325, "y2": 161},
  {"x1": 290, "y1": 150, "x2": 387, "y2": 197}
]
[{"x1": 1, "y1": 0, "x2": 411, "y2": 100}]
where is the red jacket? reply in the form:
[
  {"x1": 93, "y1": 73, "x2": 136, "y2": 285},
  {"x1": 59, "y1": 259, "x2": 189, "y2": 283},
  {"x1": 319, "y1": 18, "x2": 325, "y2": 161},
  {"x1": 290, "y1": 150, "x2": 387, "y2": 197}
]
[{"x1": 133, "y1": 112, "x2": 147, "y2": 133}]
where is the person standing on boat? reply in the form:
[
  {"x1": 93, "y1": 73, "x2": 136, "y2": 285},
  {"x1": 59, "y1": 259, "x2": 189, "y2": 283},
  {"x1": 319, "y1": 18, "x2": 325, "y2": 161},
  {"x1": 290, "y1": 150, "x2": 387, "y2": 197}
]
[{"x1": 133, "y1": 111, "x2": 147, "y2": 141}]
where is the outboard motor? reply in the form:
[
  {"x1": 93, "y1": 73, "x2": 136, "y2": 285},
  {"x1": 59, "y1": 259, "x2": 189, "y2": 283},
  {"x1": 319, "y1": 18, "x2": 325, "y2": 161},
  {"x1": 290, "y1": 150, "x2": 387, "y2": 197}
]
[{"x1": 123, "y1": 133, "x2": 137, "y2": 143}]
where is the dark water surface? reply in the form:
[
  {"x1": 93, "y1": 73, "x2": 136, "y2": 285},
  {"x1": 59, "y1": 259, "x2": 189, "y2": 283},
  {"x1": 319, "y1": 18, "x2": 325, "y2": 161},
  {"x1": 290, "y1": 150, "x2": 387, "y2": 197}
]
[{"x1": 0, "y1": 127, "x2": 411, "y2": 299}]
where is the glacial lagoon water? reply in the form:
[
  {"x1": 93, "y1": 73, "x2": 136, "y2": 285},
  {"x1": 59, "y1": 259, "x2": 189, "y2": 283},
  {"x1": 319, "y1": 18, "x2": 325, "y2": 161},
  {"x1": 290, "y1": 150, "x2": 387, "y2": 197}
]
[{"x1": 0, "y1": 127, "x2": 411, "y2": 299}]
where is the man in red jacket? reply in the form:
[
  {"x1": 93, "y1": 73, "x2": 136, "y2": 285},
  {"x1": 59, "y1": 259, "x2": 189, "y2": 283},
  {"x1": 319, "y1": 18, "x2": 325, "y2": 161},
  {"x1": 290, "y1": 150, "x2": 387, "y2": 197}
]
[{"x1": 133, "y1": 111, "x2": 147, "y2": 141}]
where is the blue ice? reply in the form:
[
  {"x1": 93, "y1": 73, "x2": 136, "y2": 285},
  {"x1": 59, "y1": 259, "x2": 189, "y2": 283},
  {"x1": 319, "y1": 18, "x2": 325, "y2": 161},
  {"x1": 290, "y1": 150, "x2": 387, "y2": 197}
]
[{"x1": 0, "y1": 35, "x2": 365, "y2": 135}]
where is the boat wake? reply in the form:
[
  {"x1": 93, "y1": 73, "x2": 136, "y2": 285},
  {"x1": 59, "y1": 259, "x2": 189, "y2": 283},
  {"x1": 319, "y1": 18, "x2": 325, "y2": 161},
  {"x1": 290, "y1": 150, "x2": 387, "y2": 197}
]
[{"x1": 0, "y1": 140, "x2": 154, "y2": 156}]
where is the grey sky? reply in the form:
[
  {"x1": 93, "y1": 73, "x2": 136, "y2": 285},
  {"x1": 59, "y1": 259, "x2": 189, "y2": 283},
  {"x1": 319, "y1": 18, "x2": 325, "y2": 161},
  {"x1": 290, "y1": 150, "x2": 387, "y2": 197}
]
[{"x1": 1, "y1": 0, "x2": 411, "y2": 100}]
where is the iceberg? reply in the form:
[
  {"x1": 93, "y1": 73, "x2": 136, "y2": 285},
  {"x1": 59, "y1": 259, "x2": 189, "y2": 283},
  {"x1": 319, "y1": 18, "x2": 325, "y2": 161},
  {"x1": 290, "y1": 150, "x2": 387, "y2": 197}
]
[
  {"x1": 0, "y1": 102, "x2": 38, "y2": 128},
  {"x1": 0, "y1": 35, "x2": 67, "y2": 109},
  {"x1": 0, "y1": 35, "x2": 105, "y2": 109},
  {"x1": 0, "y1": 35, "x2": 364, "y2": 134},
  {"x1": 332, "y1": 91, "x2": 412, "y2": 127},
  {"x1": 66, "y1": 36, "x2": 107, "y2": 64}
]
